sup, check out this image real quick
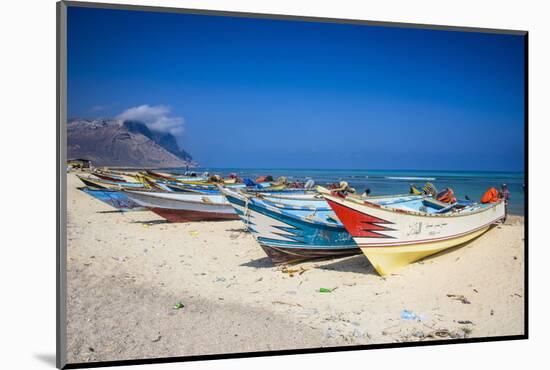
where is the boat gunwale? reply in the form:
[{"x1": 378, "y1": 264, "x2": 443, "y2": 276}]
[
  {"x1": 124, "y1": 189, "x2": 230, "y2": 206},
  {"x1": 221, "y1": 187, "x2": 344, "y2": 229},
  {"x1": 253, "y1": 197, "x2": 334, "y2": 215},
  {"x1": 76, "y1": 174, "x2": 146, "y2": 188},
  {"x1": 256, "y1": 239, "x2": 358, "y2": 250},
  {"x1": 323, "y1": 192, "x2": 504, "y2": 219},
  {"x1": 253, "y1": 192, "x2": 320, "y2": 201}
]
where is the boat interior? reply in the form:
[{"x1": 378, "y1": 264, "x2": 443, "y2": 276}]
[{"x1": 364, "y1": 195, "x2": 490, "y2": 215}]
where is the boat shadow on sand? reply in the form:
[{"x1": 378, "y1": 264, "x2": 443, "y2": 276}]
[
  {"x1": 240, "y1": 257, "x2": 274, "y2": 269},
  {"x1": 240, "y1": 254, "x2": 378, "y2": 274},
  {"x1": 130, "y1": 219, "x2": 171, "y2": 225},
  {"x1": 315, "y1": 254, "x2": 378, "y2": 275}
]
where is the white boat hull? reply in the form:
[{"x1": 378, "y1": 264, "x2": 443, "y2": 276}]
[
  {"x1": 124, "y1": 190, "x2": 238, "y2": 222},
  {"x1": 324, "y1": 194, "x2": 505, "y2": 275}
]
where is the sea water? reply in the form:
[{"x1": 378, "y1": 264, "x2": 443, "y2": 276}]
[{"x1": 169, "y1": 168, "x2": 526, "y2": 216}]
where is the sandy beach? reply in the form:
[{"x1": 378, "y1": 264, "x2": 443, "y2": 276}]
[{"x1": 66, "y1": 172, "x2": 525, "y2": 363}]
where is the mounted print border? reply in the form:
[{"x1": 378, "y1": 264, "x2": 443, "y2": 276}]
[{"x1": 57, "y1": 1, "x2": 528, "y2": 368}]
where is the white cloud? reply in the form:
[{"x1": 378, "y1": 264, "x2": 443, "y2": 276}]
[{"x1": 117, "y1": 104, "x2": 185, "y2": 136}]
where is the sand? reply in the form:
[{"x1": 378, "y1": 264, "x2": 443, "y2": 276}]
[{"x1": 65, "y1": 173, "x2": 525, "y2": 363}]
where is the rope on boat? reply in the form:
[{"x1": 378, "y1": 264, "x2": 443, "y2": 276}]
[{"x1": 243, "y1": 196, "x2": 251, "y2": 231}]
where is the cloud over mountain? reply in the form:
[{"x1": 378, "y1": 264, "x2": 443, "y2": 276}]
[{"x1": 117, "y1": 105, "x2": 185, "y2": 137}]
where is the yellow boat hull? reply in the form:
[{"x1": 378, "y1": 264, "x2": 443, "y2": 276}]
[{"x1": 361, "y1": 225, "x2": 491, "y2": 276}]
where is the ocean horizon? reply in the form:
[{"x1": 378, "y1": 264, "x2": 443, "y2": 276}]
[{"x1": 165, "y1": 167, "x2": 526, "y2": 216}]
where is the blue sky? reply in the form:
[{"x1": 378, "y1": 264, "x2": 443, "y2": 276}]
[{"x1": 67, "y1": 6, "x2": 525, "y2": 171}]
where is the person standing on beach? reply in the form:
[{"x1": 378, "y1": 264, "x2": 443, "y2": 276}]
[
  {"x1": 500, "y1": 183, "x2": 510, "y2": 222},
  {"x1": 361, "y1": 187, "x2": 371, "y2": 199}
]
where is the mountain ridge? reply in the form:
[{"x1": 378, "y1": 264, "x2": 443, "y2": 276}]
[{"x1": 67, "y1": 118, "x2": 196, "y2": 168}]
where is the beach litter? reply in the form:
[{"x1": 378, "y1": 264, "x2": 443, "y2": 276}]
[
  {"x1": 281, "y1": 266, "x2": 308, "y2": 277},
  {"x1": 426, "y1": 329, "x2": 453, "y2": 338},
  {"x1": 422, "y1": 326, "x2": 471, "y2": 339},
  {"x1": 326, "y1": 327, "x2": 337, "y2": 338},
  {"x1": 188, "y1": 230, "x2": 199, "y2": 237},
  {"x1": 319, "y1": 287, "x2": 338, "y2": 293},
  {"x1": 457, "y1": 320, "x2": 474, "y2": 325},
  {"x1": 173, "y1": 302, "x2": 184, "y2": 310},
  {"x1": 400, "y1": 309, "x2": 426, "y2": 322},
  {"x1": 271, "y1": 300, "x2": 302, "y2": 307},
  {"x1": 447, "y1": 294, "x2": 471, "y2": 304}
]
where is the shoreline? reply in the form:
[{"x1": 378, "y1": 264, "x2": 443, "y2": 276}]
[{"x1": 66, "y1": 173, "x2": 525, "y2": 363}]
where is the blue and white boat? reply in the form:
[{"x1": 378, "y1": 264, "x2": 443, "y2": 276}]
[
  {"x1": 219, "y1": 187, "x2": 359, "y2": 264},
  {"x1": 162, "y1": 182, "x2": 241, "y2": 194}
]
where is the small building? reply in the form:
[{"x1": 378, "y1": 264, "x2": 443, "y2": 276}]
[{"x1": 67, "y1": 158, "x2": 92, "y2": 169}]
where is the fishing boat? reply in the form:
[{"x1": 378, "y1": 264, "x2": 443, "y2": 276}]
[
  {"x1": 175, "y1": 177, "x2": 241, "y2": 186},
  {"x1": 162, "y1": 182, "x2": 221, "y2": 194},
  {"x1": 163, "y1": 181, "x2": 246, "y2": 194},
  {"x1": 321, "y1": 188, "x2": 505, "y2": 275},
  {"x1": 79, "y1": 187, "x2": 144, "y2": 211},
  {"x1": 123, "y1": 190, "x2": 239, "y2": 222},
  {"x1": 91, "y1": 168, "x2": 141, "y2": 183},
  {"x1": 144, "y1": 170, "x2": 211, "y2": 183},
  {"x1": 250, "y1": 185, "x2": 304, "y2": 193},
  {"x1": 143, "y1": 170, "x2": 186, "y2": 182},
  {"x1": 92, "y1": 172, "x2": 127, "y2": 182},
  {"x1": 219, "y1": 187, "x2": 359, "y2": 264},
  {"x1": 76, "y1": 175, "x2": 147, "y2": 190},
  {"x1": 253, "y1": 191, "x2": 320, "y2": 202}
]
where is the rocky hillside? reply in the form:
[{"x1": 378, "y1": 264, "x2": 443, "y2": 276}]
[{"x1": 67, "y1": 118, "x2": 196, "y2": 168}]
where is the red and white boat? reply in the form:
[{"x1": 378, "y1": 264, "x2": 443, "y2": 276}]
[
  {"x1": 321, "y1": 188, "x2": 505, "y2": 275},
  {"x1": 123, "y1": 190, "x2": 239, "y2": 222}
]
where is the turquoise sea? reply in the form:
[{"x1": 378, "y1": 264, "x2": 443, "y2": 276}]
[{"x1": 169, "y1": 168, "x2": 526, "y2": 216}]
